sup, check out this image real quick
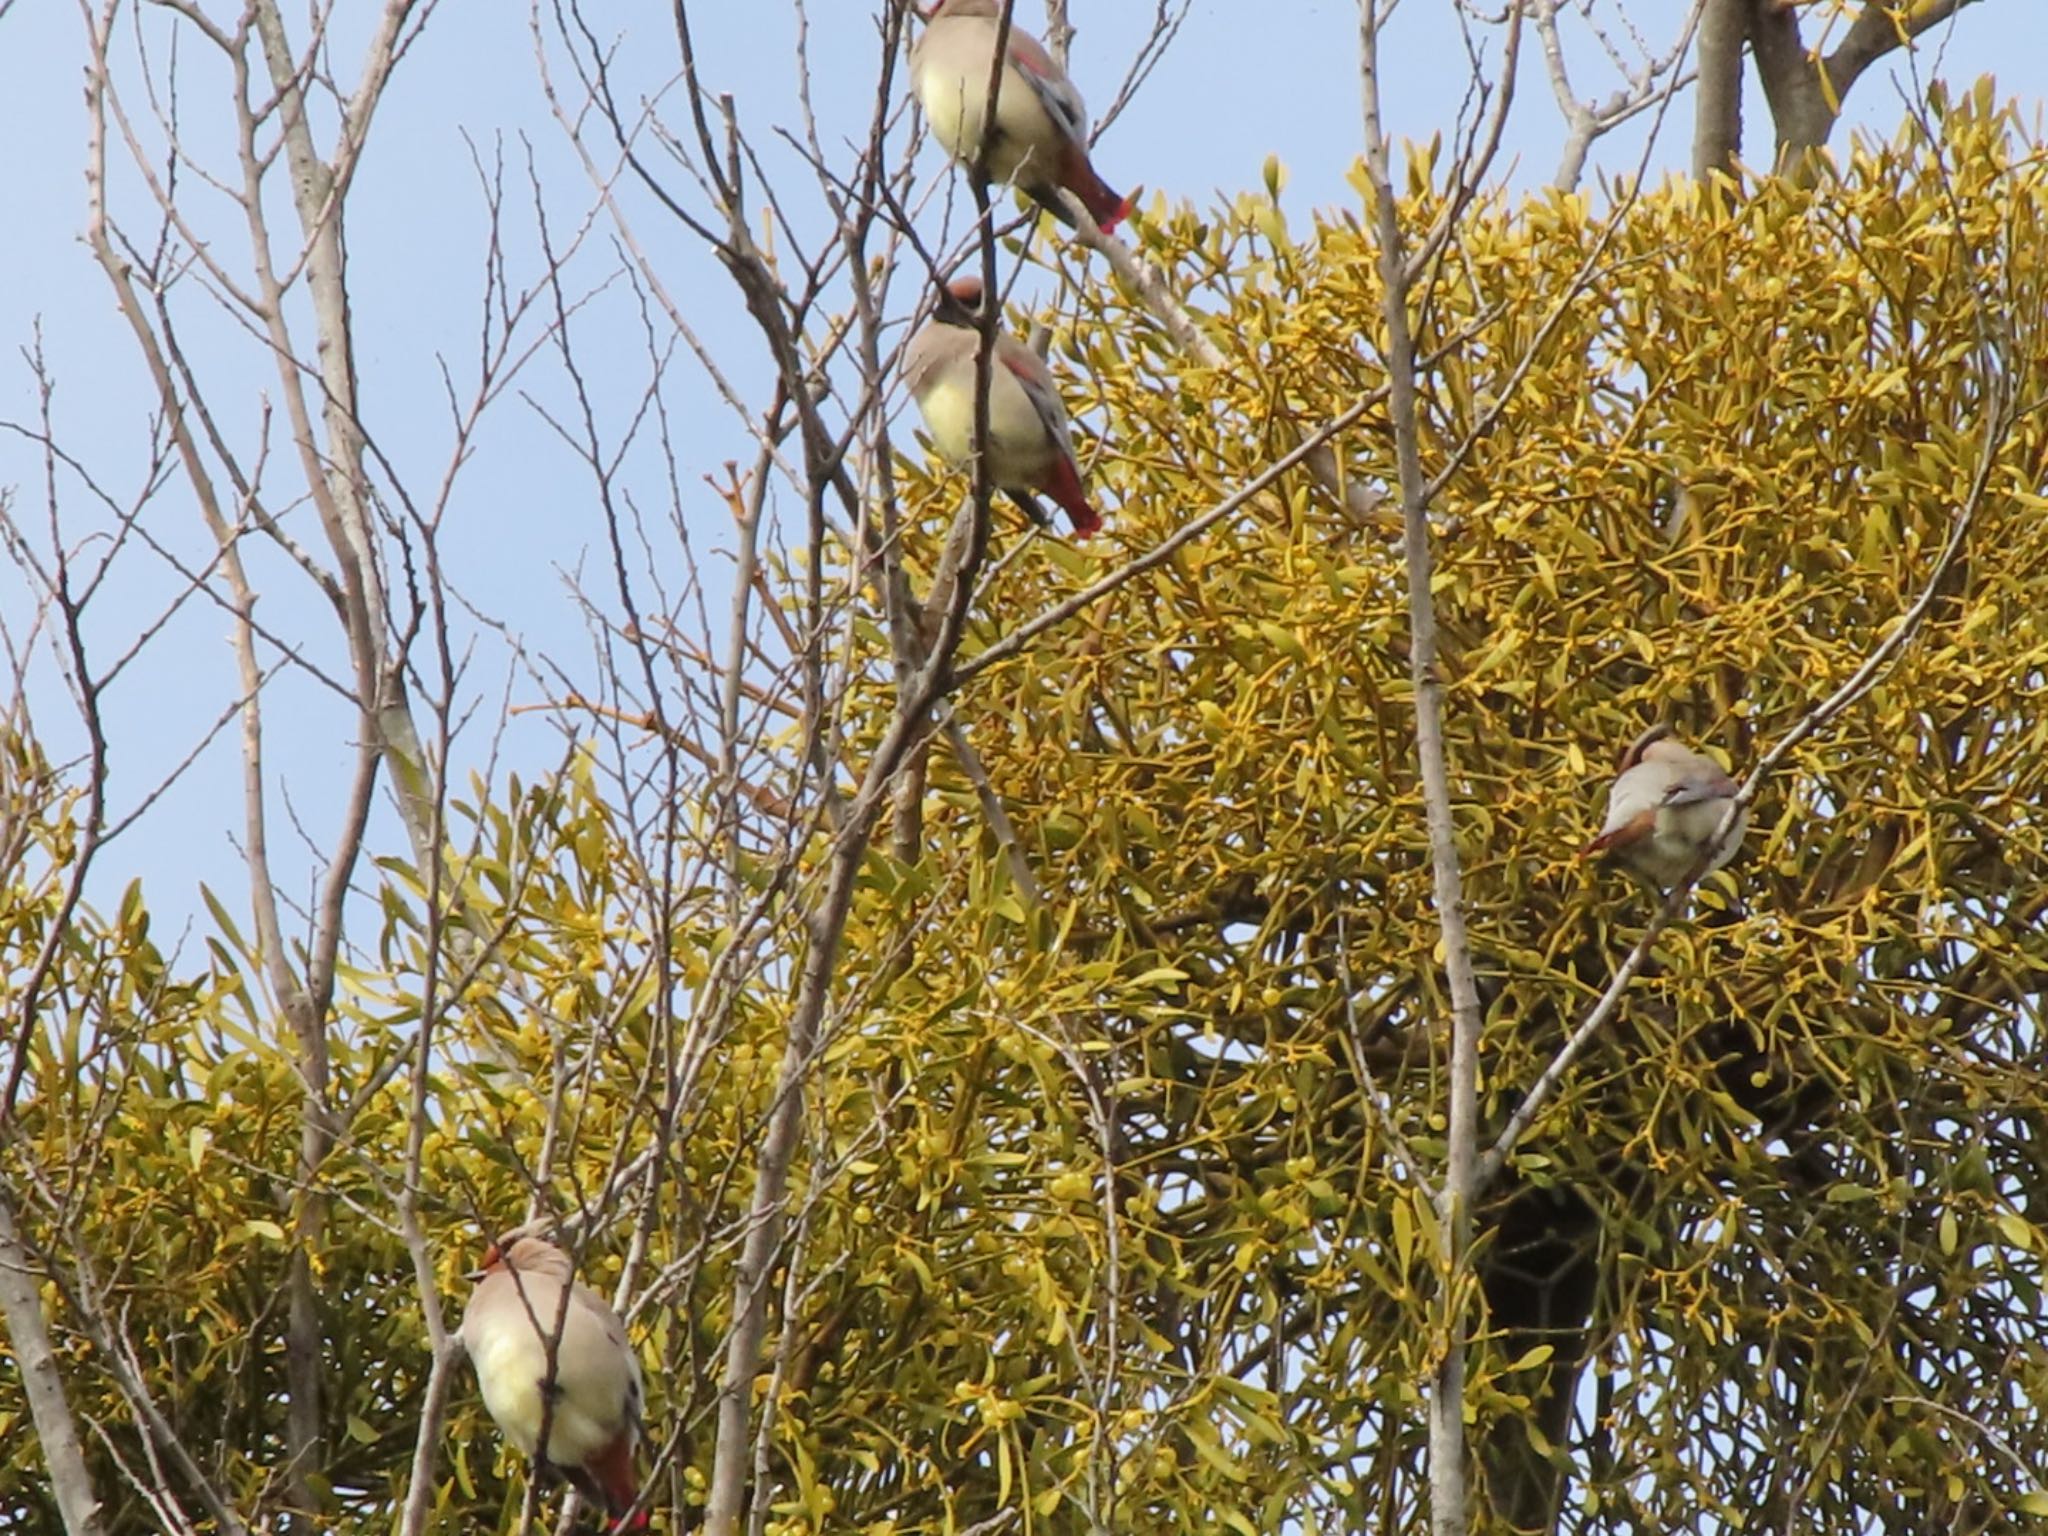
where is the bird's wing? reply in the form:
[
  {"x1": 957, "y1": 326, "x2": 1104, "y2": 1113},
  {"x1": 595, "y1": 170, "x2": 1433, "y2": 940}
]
[
  {"x1": 574, "y1": 1283, "x2": 645, "y2": 1425},
  {"x1": 1583, "y1": 807, "x2": 1656, "y2": 856},
  {"x1": 1660, "y1": 766, "x2": 1738, "y2": 808},
  {"x1": 1597, "y1": 761, "x2": 1667, "y2": 835},
  {"x1": 998, "y1": 339, "x2": 1081, "y2": 465},
  {"x1": 1003, "y1": 28, "x2": 1089, "y2": 144}
]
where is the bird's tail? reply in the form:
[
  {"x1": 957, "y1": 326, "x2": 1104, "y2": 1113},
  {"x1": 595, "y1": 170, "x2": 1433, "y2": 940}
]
[
  {"x1": 568, "y1": 1438, "x2": 648, "y2": 1532},
  {"x1": 1064, "y1": 151, "x2": 1135, "y2": 233},
  {"x1": 1026, "y1": 146, "x2": 1134, "y2": 234},
  {"x1": 1041, "y1": 454, "x2": 1103, "y2": 538}
]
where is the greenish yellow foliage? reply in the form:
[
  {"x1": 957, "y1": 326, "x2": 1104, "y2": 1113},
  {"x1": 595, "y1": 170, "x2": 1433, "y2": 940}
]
[{"x1": 7, "y1": 94, "x2": 2048, "y2": 1535}]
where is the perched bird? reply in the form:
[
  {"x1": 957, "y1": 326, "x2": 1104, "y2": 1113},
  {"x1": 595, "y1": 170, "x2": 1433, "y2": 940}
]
[
  {"x1": 910, "y1": 0, "x2": 1135, "y2": 233},
  {"x1": 901, "y1": 273, "x2": 1103, "y2": 538},
  {"x1": 1582, "y1": 724, "x2": 1748, "y2": 888},
  {"x1": 460, "y1": 1235, "x2": 648, "y2": 1532}
]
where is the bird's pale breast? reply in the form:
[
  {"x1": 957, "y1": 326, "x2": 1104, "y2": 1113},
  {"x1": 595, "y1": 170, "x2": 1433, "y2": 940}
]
[{"x1": 913, "y1": 27, "x2": 1054, "y2": 184}]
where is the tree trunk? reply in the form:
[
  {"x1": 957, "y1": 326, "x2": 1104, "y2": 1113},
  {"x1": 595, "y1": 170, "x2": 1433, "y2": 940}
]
[
  {"x1": 1693, "y1": 0, "x2": 1748, "y2": 186},
  {"x1": 1746, "y1": 0, "x2": 1837, "y2": 177}
]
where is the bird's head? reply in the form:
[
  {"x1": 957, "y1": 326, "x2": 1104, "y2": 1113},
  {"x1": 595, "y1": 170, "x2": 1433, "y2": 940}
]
[
  {"x1": 468, "y1": 1227, "x2": 568, "y2": 1281},
  {"x1": 1616, "y1": 721, "x2": 1676, "y2": 772},
  {"x1": 930, "y1": 272, "x2": 989, "y2": 329}
]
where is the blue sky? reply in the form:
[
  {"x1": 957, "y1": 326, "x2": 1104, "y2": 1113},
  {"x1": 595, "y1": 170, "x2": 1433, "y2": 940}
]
[{"x1": 0, "y1": 1, "x2": 2021, "y2": 940}]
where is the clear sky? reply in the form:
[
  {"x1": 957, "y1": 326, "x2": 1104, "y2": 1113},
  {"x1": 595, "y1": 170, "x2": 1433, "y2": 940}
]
[{"x1": 0, "y1": 1, "x2": 2021, "y2": 941}]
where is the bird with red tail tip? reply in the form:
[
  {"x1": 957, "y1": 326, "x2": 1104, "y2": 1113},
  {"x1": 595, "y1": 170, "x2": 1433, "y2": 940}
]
[
  {"x1": 901, "y1": 273, "x2": 1104, "y2": 539},
  {"x1": 911, "y1": 0, "x2": 1137, "y2": 234},
  {"x1": 460, "y1": 1234, "x2": 650, "y2": 1532},
  {"x1": 1581, "y1": 723, "x2": 1749, "y2": 889}
]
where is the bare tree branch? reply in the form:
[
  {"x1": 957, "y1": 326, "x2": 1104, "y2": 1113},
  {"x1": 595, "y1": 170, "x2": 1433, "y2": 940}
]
[
  {"x1": 0, "y1": 1191, "x2": 106, "y2": 1536},
  {"x1": 1535, "y1": 0, "x2": 1704, "y2": 191},
  {"x1": 1356, "y1": 4, "x2": 1487, "y2": 1534}
]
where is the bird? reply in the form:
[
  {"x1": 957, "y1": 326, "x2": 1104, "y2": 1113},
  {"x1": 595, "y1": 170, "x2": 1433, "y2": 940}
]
[
  {"x1": 1581, "y1": 723, "x2": 1748, "y2": 888},
  {"x1": 910, "y1": 0, "x2": 1135, "y2": 233},
  {"x1": 900, "y1": 273, "x2": 1103, "y2": 538},
  {"x1": 459, "y1": 1234, "x2": 649, "y2": 1532}
]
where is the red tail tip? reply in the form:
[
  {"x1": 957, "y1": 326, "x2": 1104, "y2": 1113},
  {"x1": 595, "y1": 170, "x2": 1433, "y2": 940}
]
[
  {"x1": 1056, "y1": 493, "x2": 1105, "y2": 540},
  {"x1": 1099, "y1": 187, "x2": 1140, "y2": 234},
  {"x1": 1062, "y1": 148, "x2": 1136, "y2": 234},
  {"x1": 1041, "y1": 458, "x2": 1102, "y2": 540}
]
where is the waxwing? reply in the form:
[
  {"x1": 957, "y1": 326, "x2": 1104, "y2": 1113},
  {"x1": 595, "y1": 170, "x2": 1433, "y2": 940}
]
[
  {"x1": 460, "y1": 1235, "x2": 648, "y2": 1532},
  {"x1": 900, "y1": 273, "x2": 1103, "y2": 537},
  {"x1": 1582, "y1": 724, "x2": 1748, "y2": 888},
  {"x1": 911, "y1": 0, "x2": 1135, "y2": 232}
]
